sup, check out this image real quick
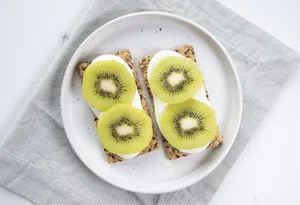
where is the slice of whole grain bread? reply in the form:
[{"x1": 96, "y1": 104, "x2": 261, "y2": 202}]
[
  {"x1": 78, "y1": 49, "x2": 159, "y2": 163},
  {"x1": 138, "y1": 45, "x2": 223, "y2": 160}
]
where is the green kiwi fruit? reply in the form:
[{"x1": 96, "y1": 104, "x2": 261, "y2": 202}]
[
  {"x1": 160, "y1": 99, "x2": 217, "y2": 149},
  {"x1": 82, "y1": 60, "x2": 136, "y2": 111},
  {"x1": 97, "y1": 104, "x2": 152, "y2": 155},
  {"x1": 149, "y1": 56, "x2": 203, "y2": 104}
]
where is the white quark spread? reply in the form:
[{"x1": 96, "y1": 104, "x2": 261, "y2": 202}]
[
  {"x1": 147, "y1": 50, "x2": 211, "y2": 154},
  {"x1": 89, "y1": 55, "x2": 141, "y2": 159}
]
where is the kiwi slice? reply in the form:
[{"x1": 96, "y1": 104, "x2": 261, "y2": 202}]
[
  {"x1": 160, "y1": 99, "x2": 217, "y2": 150},
  {"x1": 149, "y1": 56, "x2": 203, "y2": 104},
  {"x1": 82, "y1": 60, "x2": 136, "y2": 111},
  {"x1": 97, "y1": 104, "x2": 152, "y2": 155}
]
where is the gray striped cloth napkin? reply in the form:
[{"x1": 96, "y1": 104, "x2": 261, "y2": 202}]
[{"x1": 0, "y1": 0, "x2": 299, "y2": 204}]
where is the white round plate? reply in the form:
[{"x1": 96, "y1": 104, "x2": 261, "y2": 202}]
[{"x1": 61, "y1": 12, "x2": 242, "y2": 193}]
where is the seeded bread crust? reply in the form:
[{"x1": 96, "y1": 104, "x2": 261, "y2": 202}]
[
  {"x1": 138, "y1": 45, "x2": 223, "y2": 160},
  {"x1": 78, "y1": 49, "x2": 159, "y2": 163}
]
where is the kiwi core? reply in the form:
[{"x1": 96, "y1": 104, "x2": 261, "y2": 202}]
[
  {"x1": 116, "y1": 124, "x2": 134, "y2": 135},
  {"x1": 167, "y1": 71, "x2": 185, "y2": 86},
  {"x1": 110, "y1": 117, "x2": 138, "y2": 141},
  {"x1": 93, "y1": 73, "x2": 122, "y2": 99},
  {"x1": 175, "y1": 112, "x2": 204, "y2": 136},
  {"x1": 100, "y1": 79, "x2": 117, "y2": 93},
  {"x1": 180, "y1": 116, "x2": 199, "y2": 130},
  {"x1": 162, "y1": 68, "x2": 190, "y2": 92}
]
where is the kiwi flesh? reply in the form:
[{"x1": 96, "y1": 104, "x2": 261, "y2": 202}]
[
  {"x1": 160, "y1": 99, "x2": 217, "y2": 150},
  {"x1": 82, "y1": 60, "x2": 136, "y2": 111},
  {"x1": 97, "y1": 104, "x2": 153, "y2": 155},
  {"x1": 149, "y1": 56, "x2": 203, "y2": 104}
]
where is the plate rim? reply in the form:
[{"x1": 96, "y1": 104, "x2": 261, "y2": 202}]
[{"x1": 61, "y1": 11, "x2": 243, "y2": 194}]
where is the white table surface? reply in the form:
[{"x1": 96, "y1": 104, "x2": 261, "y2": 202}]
[{"x1": 1, "y1": 0, "x2": 300, "y2": 204}]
